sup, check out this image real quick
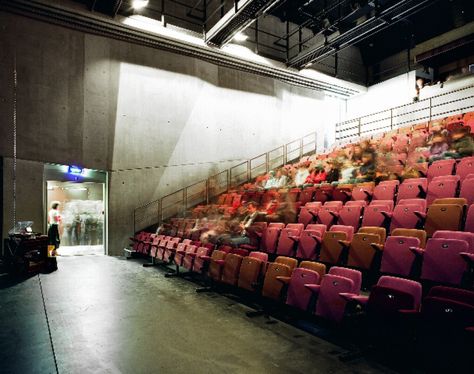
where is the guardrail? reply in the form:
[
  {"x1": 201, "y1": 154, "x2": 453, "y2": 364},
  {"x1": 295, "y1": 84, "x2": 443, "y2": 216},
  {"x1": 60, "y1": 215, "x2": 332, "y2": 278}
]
[
  {"x1": 335, "y1": 84, "x2": 474, "y2": 142},
  {"x1": 133, "y1": 132, "x2": 317, "y2": 232}
]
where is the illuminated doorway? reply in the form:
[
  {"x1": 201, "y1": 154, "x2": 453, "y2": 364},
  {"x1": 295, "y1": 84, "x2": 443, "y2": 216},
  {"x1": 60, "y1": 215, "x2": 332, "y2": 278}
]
[{"x1": 44, "y1": 164, "x2": 107, "y2": 256}]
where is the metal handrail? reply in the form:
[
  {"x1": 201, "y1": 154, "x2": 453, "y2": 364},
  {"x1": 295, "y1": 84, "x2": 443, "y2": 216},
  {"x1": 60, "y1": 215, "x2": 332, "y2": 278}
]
[
  {"x1": 335, "y1": 84, "x2": 474, "y2": 141},
  {"x1": 133, "y1": 131, "x2": 317, "y2": 231}
]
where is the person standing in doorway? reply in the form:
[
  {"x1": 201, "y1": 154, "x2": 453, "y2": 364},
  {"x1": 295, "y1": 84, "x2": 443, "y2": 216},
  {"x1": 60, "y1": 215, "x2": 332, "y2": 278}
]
[{"x1": 48, "y1": 201, "x2": 62, "y2": 250}]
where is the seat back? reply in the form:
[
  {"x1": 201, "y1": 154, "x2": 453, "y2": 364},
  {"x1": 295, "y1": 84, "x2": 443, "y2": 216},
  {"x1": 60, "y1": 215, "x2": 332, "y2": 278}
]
[
  {"x1": 276, "y1": 227, "x2": 301, "y2": 256},
  {"x1": 315, "y1": 274, "x2": 355, "y2": 323},
  {"x1": 459, "y1": 177, "x2": 474, "y2": 206},
  {"x1": 261, "y1": 226, "x2": 282, "y2": 254},
  {"x1": 427, "y1": 159, "x2": 456, "y2": 181},
  {"x1": 390, "y1": 202, "x2": 426, "y2": 233},
  {"x1": 319, "y1": 225, "x2": 355, "y2": 265},
  {"x1": 328, "y1": 266, "x2": 362, "y2": 292},
  {"x1": 368, "y1": 277, "x2": 422, "y2": 317},
  {"x1": 192, "y1": 247, "x2": 213, "y2": 273},
  {"x1": 424, "y1": 204, "x2": 464, "y2": 237},
  {"x1": 456, "y1": 156, "x2": 474, "y2": 181},
  {"x1": 299, "y1": 188, "x2": 315, "y2": 205},
  {"x1": 274, "y1": 256, "x2": 298, "y2": 272},
  {"x1": 391, "y1": 228, "x2": 427, "y2": 247},
  {"x1": 351, "y1": 185, "x2": 373, "y2": 201},
  {"x1": 361, "y1": 203, "x2": 392, "y2": 228},
  {"x1": 426, "y1": 177, "x2": 460, "y2": 205},
  {"x1": 428, "y1": 286, "x2": 474, "y2": 306},
  {"x1": 347, "y1": 228, "x2": 385, "y2": 270},
  {"x1": 421, "y1": 238, "x2": 470, "y2": 285},
  {"x1": 314, "y1": 185, "x2": 333, "y2": 203},
  {"x1": 298, "y1": 202, "x2": 322, "y2": 226},
  {"x1": 466, "y1": 205, "x2": 474, "y2": 233},
  {"x1": 286, "y1": 268, "x2": 321, "y2": 311},
  {"x1": 432, "y1": 230, "x2": 474, "y2": 252},
  {"x1": 182, "y1": 245, "x2": 198, "y2": 269},
  {"x1": 262, "y1": 261, "x2": 294, "y2": 300},
  {"x1": 397, "y1": 178, "x2": 428, "y2": 202},
  {"x1": 380, "y1": 236, "x2": 421, "y2": 277},
  {"x1": 221, "y1": 253, "x2": 243, "y2": 286},
  {"x1": 208, "y1": 250, "x2": 228, "y2": 281},
  {"x1": 296, "y1": 229, "x2": 322, "y2": 260},
  {"x1": 373, "y1": 183, "x2": 396, "y2": 201},
  {"x1": 317, "y1": 202, "x2": 343, "y2": 228},
  {"x1": 299, "y1": 261, "x2": 326, "y2": 278},
  {"x1": 237, "y1": 253, "x2": 267, "y2": 291},
  {"x1": 337, "y1": 204, "x2": 363, "y2": 232}
]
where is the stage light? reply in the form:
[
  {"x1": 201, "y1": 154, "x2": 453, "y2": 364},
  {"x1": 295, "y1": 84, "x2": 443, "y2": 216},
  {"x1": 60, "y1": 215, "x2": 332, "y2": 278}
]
[
  {"x1": 132, "y1": 0, "x2": 149, "y2": 10},
  {"x1": 233, "y1": 32, "x2": 248, "y2": 42}
]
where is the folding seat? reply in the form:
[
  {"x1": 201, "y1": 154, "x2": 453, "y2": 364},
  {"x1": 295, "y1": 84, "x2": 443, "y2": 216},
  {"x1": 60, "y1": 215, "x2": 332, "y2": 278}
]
[
  {"x1": 424, "y1": 198, "x2": 466, "y2": 237},
  {"x1": 397, "y1": 178, "x2": 428, "y2": 202},
  {"x1": 332, "y1": 184, "x2": 353, "y2": 203},
  {"x1": 341, "y1": 276, "x2": 422, "y2": 325},
  {"x1": 372, "y1": 183, "x2": 397, "y2": 201},
  {"x1": 316, "y1": 201, "x2": 344, "y2": 227},
  {"x1": 176, "y1": 244, "x2": 197, "y2": 270},
  {"x1": 287, "y1": 188, "x2": 300, "y2": 203},
  {"x1": 163, "y1": 240, "x2": 180, "y2": 263},
  {"x1": 335, "y1": 203, "x2": 364, "y2": 231},
  {"x1": 351, "y1": 184, "x2": 374, "y2": 201},
  {"x1": 391, "y1": 228, "x2": 427, "y2": 247},
  {"x1": 344, "y1": 200, "x2": 367, "y2": 208},
  {"x1": 413, "y1": 238, "x2": 472, "y2": 286},
  {"x1": 379, "y1": 235, "x2": 422, "y2": 277},
  {"x1": 298, "y1": 202, "x2": 322, "y2": 226},
  {"x1": 456, "y1": 157, "x2": 474, "y2": 181},
  {"x1": 345, "y1": 227, "x2": 386, "y2": 271},
  {"x1": 272, "y1": 226, "x2": 303, "y2": 258},
  {"x1": 261, "y1": 256, "x2": 298, "y2": 300},
  {"x1": 459, "y1": 175, "x2": 474, "y2": 206},
  {"x1": 319, "y1": 225, "x2": 355, "y2": 265},
  {"x1": 427, "y1": 159, "x2": 456, "y2": 181},
  {"x1": 306, "y1": 267, "x2": 362, "y2": 323},
  {"x1": 466, "y1": 204, "x2": 474, "y2": 233},
  {"x1": 361, "y1": 201, "x2": 393, "y2": 228},
  {"x1": 260, "y1": 223, "x2": 285, "y2": 254},
  {"x1": 277, "y1": 263, "x2": 325, "y2": 312},
  {"x1": 203, "y1": 249, "x2": 228, "y2": 281},
  {"x1": 172, "y1": 243, "x2": 190, "y2": 267},
  {"x1": 413, "y1": 286, "x2": 474, "y2": 372},
  {"x1": 296, "y1": 224, "x2": 326, "y2": 260},
  {"x1": 217, "y1": 194, "x2": 227, "y2": 205},
  {"x1": 220, "y1": 253, "x2": 243, "y2": 286},
  {"x1": 152, "y1": 238, "x2": 169, "y2": 260},
  {"x1": 146, "y1": 235, "x2": 161, "y2": 258},
  {"x1": 237, "y1": 252, "x2": 268, "y2": 291},
  {"x1": 191, "y1": 246, "x2": 213, "y2": 274},
  {"x1": 426, "y1": 175, "x2": 460, "y2": 205},
  {"x1": 298, "y1": 186, "x2": 315, "y2": 205},
  {"x1": 314, "y1": 184, "x2": 333, "y2": 203},
  {"x1": 389, "y1": 198, "x2": 427, "y2": 232}
]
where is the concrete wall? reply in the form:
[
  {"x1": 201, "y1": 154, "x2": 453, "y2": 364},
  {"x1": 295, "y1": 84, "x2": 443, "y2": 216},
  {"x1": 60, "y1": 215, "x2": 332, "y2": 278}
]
[{"x1": 0, "y1": 11, "x2": 344, "y2": 255}]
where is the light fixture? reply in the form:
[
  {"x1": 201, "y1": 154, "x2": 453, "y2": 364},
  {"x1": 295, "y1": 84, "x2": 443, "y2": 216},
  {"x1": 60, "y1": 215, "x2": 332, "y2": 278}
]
[
  {"x1": 132, "y1": 0, "x2": 149, "y2": 10},
  {"x1": 233, "y1": 32, "x2": 248, "y2": 42}
]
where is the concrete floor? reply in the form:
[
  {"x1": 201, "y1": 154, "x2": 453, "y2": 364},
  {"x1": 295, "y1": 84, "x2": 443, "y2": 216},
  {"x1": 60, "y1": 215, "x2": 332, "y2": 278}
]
[{"x1": 0, "y1": 256, "x2": 396, "y2": 374}]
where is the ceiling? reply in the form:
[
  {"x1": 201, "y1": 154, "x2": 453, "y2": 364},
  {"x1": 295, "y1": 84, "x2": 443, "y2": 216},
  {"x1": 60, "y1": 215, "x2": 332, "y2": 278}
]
[{"x1": 78, "y1": 0, "x2": 474, "y2": 86}]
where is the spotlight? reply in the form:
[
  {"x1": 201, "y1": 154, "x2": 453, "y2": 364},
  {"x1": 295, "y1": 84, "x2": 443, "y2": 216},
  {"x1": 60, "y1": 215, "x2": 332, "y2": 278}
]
[
  {"x1": 132, "y1": 0, "x2": 149, "y2": 10},
  {"x1": 233, "y1": 32, "x2": 248, "y2": 42}
]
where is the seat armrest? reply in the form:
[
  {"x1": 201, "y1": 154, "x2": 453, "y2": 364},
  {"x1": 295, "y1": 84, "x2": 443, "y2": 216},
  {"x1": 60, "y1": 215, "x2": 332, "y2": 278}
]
[
  {"x1": 276, "y1": 276, "x2": 291, "y2": 284},
  {"x1": 199, "y1": 255, "x2": 211, "y2": 262},
  {"x1": 340, "y1": 293, "x2": 368, "y2": 305},
  {"x1": 342, "y1": 191, "x2": 351, "y2": 197},
  {"x1": 304, "y1": 284, "x2": 321, "y2": 294},
  {"x1": 460, "y1": 252, "x2": 474, "y2": 266},
  {"x1": 413, "y1": 211, "x2": 426, "y2": 220},
  {"x1": 176, "y1": 250, "x2": 185, "y2": 255},
  {"x1": 338, "y1": 240, "x2": 351, "y2": 248},
  {"x1": 381, "y1": 211, "x2": 393, "y2": 219},
  {"x1": 309, "y1": 211, "x2": 319, "y2": 218},
  {"x1": 214, "y1": 259, "x2": 225, "y2": 267},
  {"x1": 289, "y1": 236, "x2": 300, "y2": 242},
  {"x1": 370, "y1": 243, "x2": 384, "y2": 252},
  {"x1": 329, "y1": 211, "x2": 340, "y2": 219},
  {"x1": 409, "y1": 247, "x2": 425, "y2": 256},
  {"x1": 363, "y1": 190, "x2": 373, "y2": 198},
  {"x1": 310, "y1": 235, "x2": 322, "y2": 244}
]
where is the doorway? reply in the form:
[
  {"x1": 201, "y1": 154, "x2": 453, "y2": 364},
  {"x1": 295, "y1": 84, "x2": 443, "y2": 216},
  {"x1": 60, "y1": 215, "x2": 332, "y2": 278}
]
[{"x1": 44, "y1": 164, "x2": 108, "y2": 256}]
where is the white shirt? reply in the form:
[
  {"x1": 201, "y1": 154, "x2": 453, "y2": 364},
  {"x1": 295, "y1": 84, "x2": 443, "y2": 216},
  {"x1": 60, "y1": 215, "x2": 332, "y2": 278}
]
[{"x1": 48, "y1": 209, "x2": 61, "y2": 225}]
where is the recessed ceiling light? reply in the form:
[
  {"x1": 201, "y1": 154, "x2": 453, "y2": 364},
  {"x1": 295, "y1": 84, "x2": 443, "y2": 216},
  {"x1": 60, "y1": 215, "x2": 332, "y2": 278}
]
[
  {"x1": 233, "y1": 32, "x2": 248, "y2": 42},
  {"x1": 132, "y1": 0, "x2": 149, "y2": 10}
]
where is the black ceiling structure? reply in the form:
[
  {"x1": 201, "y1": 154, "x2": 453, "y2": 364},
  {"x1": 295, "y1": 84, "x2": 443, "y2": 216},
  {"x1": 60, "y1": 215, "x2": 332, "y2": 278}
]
[{"x1": 49, "y1": 0, "x2": 474, "y2": 85}]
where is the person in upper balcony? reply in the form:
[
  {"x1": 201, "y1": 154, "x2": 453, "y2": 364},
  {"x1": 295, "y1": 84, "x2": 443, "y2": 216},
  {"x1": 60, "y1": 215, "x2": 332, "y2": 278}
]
[
  {"x1": 448, "y1": 126, "x2": 474, "y2": 158},
  {"x1": 264, "y1": 171, "x2": 278, "y2": 189},
  {"x1": 274, "y1": 168, "x2": 288, "y2": 188},
  {"x1": 294, "y1": 161, "x2": 310, "y2": 187}
]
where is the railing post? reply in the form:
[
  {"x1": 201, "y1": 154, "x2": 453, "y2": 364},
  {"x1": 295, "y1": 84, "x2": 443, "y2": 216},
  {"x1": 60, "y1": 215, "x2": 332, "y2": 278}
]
[
  {"x1": 226, "y1": 169, "x2": 230, "y2": 192},
  {"x1": 265, "y1": 152, "x2": 269, "y2": 173},
  {"x1": 283, "y1": 144, "x2": 287, "y2": 165},
  {"x1": 133, "y1": 209, "x2": 136, "y2": 234},
  {"x1": 205, "y1": 179, "x2": 209, "y2": 205},
  {"x1": 183, "y1": 188, "x2": 187, "y2": 217},
  {"x1": 247, "y1": 160, "x2": 251, "y2": 182},
  {"x1": 314, "y1": 132, "x2": 317, "y2": 154},
  {"x1": 429, "y1": 97, "x2": 432, "y2": 121},
  {"x1": 300, "y1": 138, "x2": 304, "y2": 158},
  {"x1": 390, "y1": 109, "x2": 393, "y2": 130},
  {"x1": 160, "y1": 197, "x2": 164, "y2": 224},
  {"x1": 358, "y1": 118, "x2": 361, "y2": 137}
]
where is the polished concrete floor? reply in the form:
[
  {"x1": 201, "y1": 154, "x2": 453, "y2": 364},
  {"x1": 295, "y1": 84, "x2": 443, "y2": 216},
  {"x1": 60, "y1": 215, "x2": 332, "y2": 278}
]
[{"x1": 0, "y1": 256, "x2": 397, "y2": 374}]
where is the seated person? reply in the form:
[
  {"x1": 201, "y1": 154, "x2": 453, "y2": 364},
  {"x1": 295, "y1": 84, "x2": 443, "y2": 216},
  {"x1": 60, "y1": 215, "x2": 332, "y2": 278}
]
[
  {"x1": 294, "y1": 162, "x2": 310, "y2": 186},
  {"x1": 264, "y1": 171, "x2": 278, "y2": 189},
  {"x1": 274, "y1": 168, "x2": 288, "y2": 188},
  {"x1": 427, "y1": 131, "x2": 449, "y2": 162},
  {"x1": 355, "y1": 150, "x2": 376, "y2": 182},
  {"x1": 446, "y1": 126, "x2": 474, "y2": 158},
  {"x1": 224, "y1": 202, "x2": 260, "y2": 247}
]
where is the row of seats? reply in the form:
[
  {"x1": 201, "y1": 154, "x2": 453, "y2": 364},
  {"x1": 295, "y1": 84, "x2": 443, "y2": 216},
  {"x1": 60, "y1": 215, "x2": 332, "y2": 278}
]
[{"x1": 128, "y1": 231, "x2": 474, "y2": 371}]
